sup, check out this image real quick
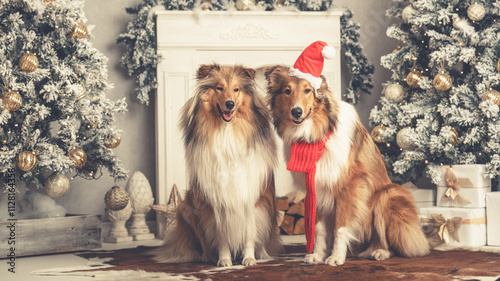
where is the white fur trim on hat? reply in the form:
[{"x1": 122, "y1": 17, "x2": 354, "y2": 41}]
[
  {"x1": 321, "y1": 45, "x2": 336, "y2": 59},
  {"x1": 289, "y1": 67, "x2": 323, "y2": 90}
]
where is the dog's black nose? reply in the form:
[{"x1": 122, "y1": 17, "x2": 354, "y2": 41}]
[
  {"x1": 225, "y1": 100, "x2": 235, "y2": 110},
  {"x1": 291, "y1": 107, "x2": 303, "y2": 119}
]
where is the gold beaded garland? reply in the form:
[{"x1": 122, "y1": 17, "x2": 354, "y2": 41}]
[
  {"x1": 70, "y1": 23, "x2": 88, "y2": 39},
  {"x1": 2, "y1": 91, "x2": 22, "y2": 111},
  {"x1": 19, "y1": 52, "x2": 39, "y2": 72},
  {"x1": 68, "y1": 148, "x2": 87, "y2": 168},
  {"x1": 433, "y1": 72, "x2": 452, "y2": 91},
  {"x1": 371, "y1": 125, "x2": 386, "y2": 144},
  {"x1": 17, "y1": 151, "x2": 37, "y2": 172},
  {"x1": 482, "y1": 89, "x2": 500, "y2": 106},
  {"x1": 406, "y1": 70, "x2": 422, "y2": 88}
]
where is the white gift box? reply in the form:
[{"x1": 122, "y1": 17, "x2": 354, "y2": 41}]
[
  {"x1": 486, "y1": 192, "x2": 500, "y2": 246},
  {"x1": 436, "y1": 165, "x2": 491, "y2": 208},
  {"x1": 420, "y1": 207, "x2": 486, "y2": 247},
  {"x1": 436, "y1": 186, "x2": 490, "y2": 208},
  {"x1": 437, "y1": 165, "x2": 490, "y2": 188},
  {"x1": 403, "y1": 183, "x2": 435, "y2": 208}
]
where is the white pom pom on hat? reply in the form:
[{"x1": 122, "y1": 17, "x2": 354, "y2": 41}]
[{"x1": 289, "y1": 41, "x2": 336, "y2": 90}]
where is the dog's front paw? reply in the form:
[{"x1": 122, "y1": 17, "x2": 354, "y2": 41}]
[
  {"x1": 324, "y1": 255, "x2": 345, "y2": 266},
  {"x1": 371, "y1": 249, "x2": 390, "y2": 261},
  {"x1": 242, "y1": 257, "x2": 257, "y2": 266},
  {"x1": 304, "y1": 253, "x2": 324, "y2": 264},
  {"x1": 217, "y1": 258, "x2": 232, "y2": 267}
]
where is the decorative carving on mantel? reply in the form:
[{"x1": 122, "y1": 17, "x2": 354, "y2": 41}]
[{"x1": 220, "y1": 22, "x2": 279, "y2": 40}]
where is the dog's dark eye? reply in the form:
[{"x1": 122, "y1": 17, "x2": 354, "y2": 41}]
[
  {"x1": 234, "y1": 88, "x2": 239, "y2": 92},
  {"x1": 305, "y1": 88, "x2": 311, "y2": 94},
  {"x1": 216, "y1": 87, "x2": 223, "y2": 91},
  {"x1": 284, "y1": 89, "x2": 291, "y2": 95}
]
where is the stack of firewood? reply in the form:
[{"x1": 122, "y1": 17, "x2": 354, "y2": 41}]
[{"x1": 276, "y1": 190, "x2": 306, "y2": 235}]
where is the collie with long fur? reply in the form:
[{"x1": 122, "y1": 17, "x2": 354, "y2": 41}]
[
  {"x1": 152, "y1": 64, "x2": 281, "y2": 267},
  {"x1": 265, "y1": 65, "x2": 429, "y2": 266}
]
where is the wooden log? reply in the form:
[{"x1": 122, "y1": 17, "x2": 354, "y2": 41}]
[
  {"x1": 280, "y1": 215, "x2": 295, "y2": 235},
  {"x1": 293, "y1": 217, "x2": 305, "y2": 235},
  {"x1": 276, "y1": 196, "x2": 289, "y2": 211},
  {"x1": 286, "y1": 190, "x2": 306, "y2": 204},
  {"x1": 287, "y1": 201, "x2": 305, "y2": 217},
  {"x1": 276, "y1": 210, "x2": 285, "y2": 227}
]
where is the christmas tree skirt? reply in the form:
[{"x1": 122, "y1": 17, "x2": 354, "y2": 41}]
[{"x1": 31, "y1": 243, "x2": 500, "y2": 281}]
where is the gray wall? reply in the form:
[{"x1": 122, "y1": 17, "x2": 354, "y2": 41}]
[{"x1": 56, "y1": 0, "x2": 396, "y2": 221}]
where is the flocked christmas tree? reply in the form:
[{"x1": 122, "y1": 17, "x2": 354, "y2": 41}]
[
  {"x1": 369, "y1": 0, "x2": 500, "y2": 185},
  {"x1": 0, "y1": 0, "x2": 127, "y2": 196}
]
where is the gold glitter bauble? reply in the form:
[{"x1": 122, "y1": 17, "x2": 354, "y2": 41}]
[
  {"x1": 467, "y1": 3, "x2": 486, "y2": 21},
  {"x1": 433, "y1": 72, "x2": 452, "y2": 91},
  {"x1": 104, "y1": 137, "x2": 121, "y2": 149},
  {"x1": 2, "y1": 91, "x2": 22, "y2": 111},
  {"x1": 44, "y1": 172, "x2": 70, "y2": 198},
  {"x1": 19, "y1": 52, "x2": 39, "y2": 72},
  {"x1": 105, "y1": 186, "x2": 130, "y2": 211},
  {"x1": 385, "y1": 83, "x2": 407, "y2": 103},
  {"x1": 17, "y1": 151, "x2": 37, "y2": 172},
  {"x1": 68, "y1": 148, "x2": 87, "y2": 168},
  {"x1": 453, "y1": 17, "x2": 461, "y2": 28},
  {"x1": 396, "y1": 127, "x2": 416, "y2": 150},
  {"x1": 70, "y1": 23, "x2": 88, "y2": 39},
  {"x1": 371, "y1": 125, "x2": 386, "y2": 144},
  {"x1": 406, "y1": 70, "x2": 422, "y2": 88},
  {"x1": 482, "y1": 89, "x2": 500, "y2": 106}
]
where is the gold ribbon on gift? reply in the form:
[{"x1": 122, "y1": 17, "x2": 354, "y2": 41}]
[
  {"x1": 440, "y1": 167, "x2": 472, "y2": 207},
  {"x1": 421, "y1": 214, "x2": 486, "y2": 246}
]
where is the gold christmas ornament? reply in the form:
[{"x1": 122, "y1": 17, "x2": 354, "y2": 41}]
[
  {"x1": 68, "y1": 148, "x2": 87, "y2": 168},
  {"x1": 200, "y1": 0, "x2": 212, "y2": 11},
  {"x1": 44, "y1": 172, "x2": 70, "y2": 198},
  {"x1": 396, "y1": 127, "x2": 416, "y2": 150},
  {"x1": 406, "y1": 70, "x2": 422, "y2": 88},
  {"x1": 2, "y1": 91, "x2": 22, "y2": 111},
  {"x1": 43, "y1": 0, "x2": 56, "y2": 3},
  {"x1": 449, "y1": 127, "x2": 459, "y2": 145},
  {"x1": 467, "y1": 3, "x2": 486, "y2": 21},
  {"x1": 384, "y1": 83, "x2": 407, "y2": 103},
  {"x1": 371, "y1": 125, "x2": 386, "y2": 144},
  {"x1": 105, "y1": 186, "x2": 130, "y2": 211},
  {"x1": 19, "y1": 52, "x2": 39, "y2": 72},
  {"x1": 482, "y1": 89, "x2": 500, "y2": 106},
  {"x1": 17, "y1": 151, "x2": 37, "y2": 172},
  {"x1": 75, "y1": 84, "x2": 87, "y2": 100},
  {"x1": 452, "y1": 17, "x2": 461, "y2": 28},
  {"x1": 401, "y1": 6, "x2": 416, "y2": 22},
  {"x1": 105, "y1": 136, "x2": 121, "y2": 149},
  {"x1": 236, "y1": 0, "x2": 255, "y2": 10},
  {"x1": 70, "y1": 23, "x2": 88, "y2": 39},
  {"x1": 496, "y1": 58, "x2": 500, "y2": 73},
  {"x1": 433, "y1": 72, "x2": 452, "y2": 91}
]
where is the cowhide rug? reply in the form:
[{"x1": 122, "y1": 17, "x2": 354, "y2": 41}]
[{"x1": 32, "y1": 244, "x2": 500, "y2": 281}]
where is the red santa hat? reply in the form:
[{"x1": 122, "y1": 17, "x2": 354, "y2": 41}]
[{"x1": 289, "y1": 41, "x2": 335, "y2": 90}]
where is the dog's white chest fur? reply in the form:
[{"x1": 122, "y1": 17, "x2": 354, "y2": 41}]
[{"x1": 188, "y1": 125, "x2": 271, "y2": 210}]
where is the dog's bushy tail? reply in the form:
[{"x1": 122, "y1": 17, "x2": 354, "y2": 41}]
[
  {"x1": 380, "y1": 184, "x2": 430, "y2": 258},
  {"x1": 150, "y1": 205, "x2": 204, "y2": 263}
]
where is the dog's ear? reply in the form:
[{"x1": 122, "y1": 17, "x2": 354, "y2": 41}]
[
  {"x1": 316, "y1": 75, "x2": 333, "y2": 100},
  {"x1": 264, "y1": 65, "x2": 282, "y2": 80},
  {"x1": 243, "y1": 67, "x2": 256, "y2": 79},
  {"x1": 196, "y1": 64, "x2": 220, "y2": 80}
]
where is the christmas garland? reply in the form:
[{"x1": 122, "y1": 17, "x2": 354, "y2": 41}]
[{"x1": 117, "y1": 0, "x2": 374, "y2": 105}]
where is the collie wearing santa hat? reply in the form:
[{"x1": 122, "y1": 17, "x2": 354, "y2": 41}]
[{"x1": 265, "y1": 41, "x2": 429, "y2": 266}]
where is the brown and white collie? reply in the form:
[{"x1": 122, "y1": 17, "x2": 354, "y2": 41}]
[
  {"x1": 153, "y1": 64, "x2": 281, "y2": 267},
  {"x1": 265, "y1": 65, "x2": 429, "y2": 266}
]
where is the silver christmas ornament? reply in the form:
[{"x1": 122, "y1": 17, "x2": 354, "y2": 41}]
[{"x1": 44, "y1": 172, "x2": 70, "y2": 198}]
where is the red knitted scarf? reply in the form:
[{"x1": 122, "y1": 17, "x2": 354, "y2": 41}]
[{"x1": 287, "y1": 129, "x2": 332, "y2": 253}]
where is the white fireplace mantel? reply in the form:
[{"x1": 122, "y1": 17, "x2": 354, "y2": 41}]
[{"x1": 155, "y1": 10, "x2": 342, "y2": 236}]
